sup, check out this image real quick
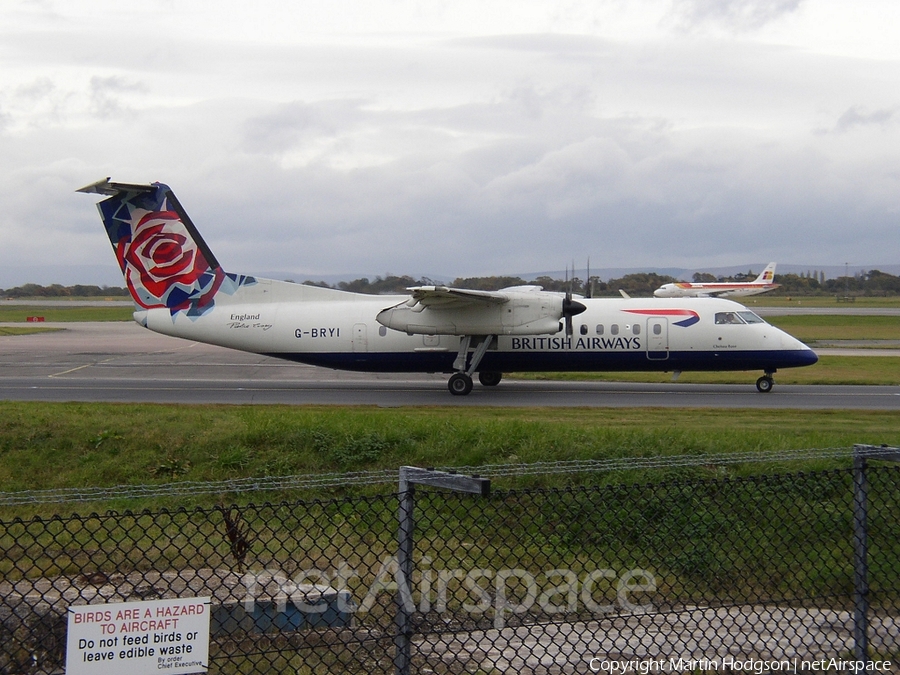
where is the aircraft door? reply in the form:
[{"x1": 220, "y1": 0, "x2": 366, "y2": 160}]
[
  {"x1": 646, "y1": 318, "x2": 669, "y2": 360},
  {"x1": 352, "y1": 323, "x2": 368, "y2": 352}
]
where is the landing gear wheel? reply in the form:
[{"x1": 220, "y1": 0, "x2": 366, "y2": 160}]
[
  {"x1": 756, "y1": 376, "x2": 774, "y2": 393},
  {"x1": 478, "y1": 371, "x2": 502, "y2": 387},
  {"x1": 448, "y1": 373, "x2": 474, "y2": 396}
]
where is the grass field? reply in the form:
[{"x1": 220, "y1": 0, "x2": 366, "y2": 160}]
[
  {"x1": 0, "y1": 305, "x2": 132, "y2": 322},
  {"x1": 513, "y1": 355, "x2": 900, "y2": 385},
  {"x1": 0, "y1": 402, "x2": 897, "y2": 507},
  {"x1": 765, "y1": 314, "x2": 900, "y2": 341},
  {"x1": 747, "y1": 295, "x2": 900, "y2": 308},
  {"x1": 0, "y1": 326, "x2": 64, "y2": 336}
]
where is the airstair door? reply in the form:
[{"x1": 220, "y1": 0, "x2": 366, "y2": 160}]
[
  {"x1": 352, "y1": 323, "x2": 368, "y2": 353},
  {"x1": 646, "y1": 318, "x2": 669, "y2": 360}
]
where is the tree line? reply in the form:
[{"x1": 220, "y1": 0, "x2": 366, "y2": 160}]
[
  {"x1": 301, "y1": 269, "x2": 900, "y2": 297},
  {"x1": 4, "y1": 269, "x2": 900, "y2": 298},
  {"x1": 1, "y1": 283, "x2": 130, "y2": 298}
]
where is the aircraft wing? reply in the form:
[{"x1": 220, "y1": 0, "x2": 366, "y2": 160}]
[{"x1": 405, "y1": 286, "x2": 509, "y2": 310}]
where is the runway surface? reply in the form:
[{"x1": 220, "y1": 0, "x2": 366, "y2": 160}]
[{"x1": 2, "y1": 323, "x2": 898, "y2": 409}]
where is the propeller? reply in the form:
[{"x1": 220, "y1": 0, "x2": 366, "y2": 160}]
[
  {"x1": 586, "y1": 257, "x2": 593, "y2": 299},
  {"x1": 562, "y1": 264, "x2": 586, "y2": 336}
]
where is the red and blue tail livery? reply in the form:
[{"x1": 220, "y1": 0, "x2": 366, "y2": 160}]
[
  {"x1": 79, "y1": 178, "x2": 816, "y2": 395},
  {"x1": 80, "y1": 179, "x2": 255, "y2": 318}
]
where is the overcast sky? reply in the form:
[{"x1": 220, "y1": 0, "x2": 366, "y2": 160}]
[{"x1": 1, "y1": 0, "x2": 898, "y2": 287}]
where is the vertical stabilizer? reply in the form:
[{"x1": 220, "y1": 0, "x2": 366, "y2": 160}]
[
  {"x1": 756, "y1": 262, "x2": 777, "y2": 284},
  {"x1": 78, "y1": 178, "x2": 254, "y2": 318}
]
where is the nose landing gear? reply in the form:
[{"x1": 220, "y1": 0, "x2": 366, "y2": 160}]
[{"x1": 756, "y1": 372, "x2": 775, "y2": 393}]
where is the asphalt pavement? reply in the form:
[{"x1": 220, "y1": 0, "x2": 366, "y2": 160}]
[{"x1": 1, "y1": 322, "x2": 897, "y2": 409}]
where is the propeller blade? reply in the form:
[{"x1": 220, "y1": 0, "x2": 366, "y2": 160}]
[
  {"x1": 559, "y1": 264, "x2": 586, "y2": 335},
  {"x1": 586, "y1": 257, "x2": 591, "y2": 299}
]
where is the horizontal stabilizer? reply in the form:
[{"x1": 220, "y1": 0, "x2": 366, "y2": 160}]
[{"x1": 76, "y1": 178, "x2": 157, "y2": 196}]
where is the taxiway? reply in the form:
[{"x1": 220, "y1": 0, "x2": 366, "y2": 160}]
[{"x1": 1, "y1": 323, "x2": 897, "y2": 409}]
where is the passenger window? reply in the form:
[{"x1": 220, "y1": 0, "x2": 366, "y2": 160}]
[
  {"x1": 611, "y1": 324, "x2": 619, "y2": 335},
  {"x1": 596, "y1": 324, "x2": 604, "y2": 335},
  {"x1": 580, "y1": 324, "x2": 588, "y2": 335},
  {"x1": 653, "y1": 324, "x2": 662, "y2": 336},
  {"x1": 633, "y1": 324, "x2": 641, "y2": 335},
  {"x1": 379, "y1": 326, "x2": 387, "y2": 337}
]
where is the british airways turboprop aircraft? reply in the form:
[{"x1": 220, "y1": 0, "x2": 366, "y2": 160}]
[
  {"x1": 78, "y1": 179, "x2": 816, "y2": 395},
  {"x1": 654, "y1": 263, "x2": 779, "y2": 298}
]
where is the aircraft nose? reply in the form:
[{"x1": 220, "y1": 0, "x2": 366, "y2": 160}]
[{"x1": 778, "y1": 330, "x2": 818, "y2": 366}]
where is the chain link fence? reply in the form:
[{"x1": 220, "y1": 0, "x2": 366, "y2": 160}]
[{"x1": 1, "y1": 446, "x2": 898, "y2": 674}]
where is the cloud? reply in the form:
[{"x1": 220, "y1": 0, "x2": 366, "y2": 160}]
[
  {"x1": 668, "y1": 0, "x2": 805, "y2": 31},
  {"x1": 0, "y1": 1, "x2": 899, "y2": 287},
  {"x1": 834, "y1": 106, "x2": 895, "y2": 133},
  {"x1": 89, "y1": 76, "x2": 148, "y2": 119}
]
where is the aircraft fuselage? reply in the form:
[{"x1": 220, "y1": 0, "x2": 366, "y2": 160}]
[{"x1": 138, "y1": 285, "x2": 816, "y2": 375}]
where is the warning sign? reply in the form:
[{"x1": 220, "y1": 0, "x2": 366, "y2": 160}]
[{"x1": 66, "y1": 597, "x2": 211, "y2": 675}]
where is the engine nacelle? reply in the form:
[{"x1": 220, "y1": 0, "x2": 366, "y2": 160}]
[{"x1": 376, "y1": 292, "x2": 579, "y2": 336}]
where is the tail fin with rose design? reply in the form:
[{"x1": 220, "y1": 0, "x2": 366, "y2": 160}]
[{"x1": 77, "y1": 178, "x2": 255, "y2": 318}]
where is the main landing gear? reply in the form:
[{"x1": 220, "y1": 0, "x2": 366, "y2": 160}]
[
  {"x1": 448, "y1": 335, "x2": 500, "y2": 396},
  {"x1": 478, "y1": 371, "x2": 503, "y2": 387},
  {"x1": 756, "y1": 371, "x2": 776, "y2": 393}
]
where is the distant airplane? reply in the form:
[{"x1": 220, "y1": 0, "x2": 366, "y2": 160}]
[
  {"x1": 78, "y1": 180, "x2": 815, "y2": 394},
  {"x1": 654, "y1": 263, "x2": 779, "y2": 298}
]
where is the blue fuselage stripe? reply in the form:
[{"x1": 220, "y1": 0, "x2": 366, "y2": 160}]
[{"x1": 262, "y1": 349, "x2": 818, "y2": 373}]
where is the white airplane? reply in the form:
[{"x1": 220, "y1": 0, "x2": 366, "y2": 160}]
[
  {"x1": 78, "y1": 179, "x2": 816, "y2": 395},
  {"x1": 654, "y1": 263, "x2": 779, "y2": 298}
]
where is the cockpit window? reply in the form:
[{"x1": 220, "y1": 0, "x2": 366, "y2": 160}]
[
  {"x1": 715, "y1": 311, "x2": 767, "y2": 325},
  {"x1": 737, "y1": 311, "x2": 765, "y2": 324},
  {"x1": 715, "y1": 312, "x2": 745, "y2": 325}
]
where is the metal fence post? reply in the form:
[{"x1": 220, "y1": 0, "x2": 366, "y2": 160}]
[
  {"x1": 394, "y1": 469, "x2": 416, "y2": 675},
  {"x1": 851, "y1": 444, "x2": 900, "y2": 666},
  {"x1": 394, "y1": 467, "x2": 491, "y2": 675},
  {"x1": 852, "y1": 445, "x2": 870, "y2": 664}
]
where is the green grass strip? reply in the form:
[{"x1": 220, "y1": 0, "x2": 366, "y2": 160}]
[
  {"x1": 0, "y1": 305, "x2": 132, "y2": 322},
  {"x1": 0, "y1": 402, "x2": 897, "y2": 501}
]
